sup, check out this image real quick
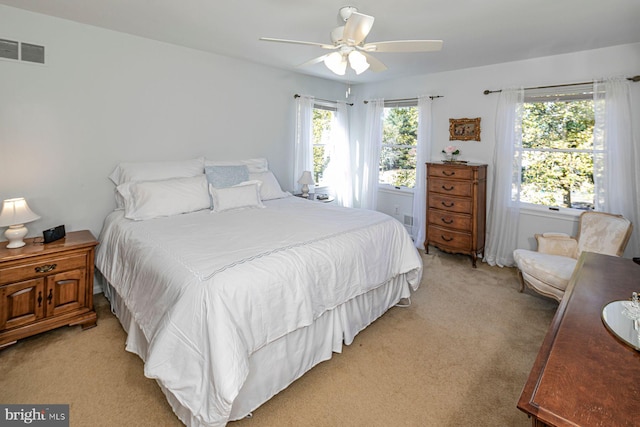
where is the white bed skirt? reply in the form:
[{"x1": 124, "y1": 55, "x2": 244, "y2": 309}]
[{"x1": 100, "y1": 273, "x2": 412, "y2": 425}]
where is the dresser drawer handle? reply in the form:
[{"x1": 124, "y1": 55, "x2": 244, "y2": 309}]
[
  {"x1": 441, "y1": 201, "x2": 455, "y2": 208},
  {"x1": 441, "y1": 185, "x2": 455, "y2": 191},
  {"x1": 442, "y1": 171, "x2": 455, "y2": 176},
  {"x1": 441, "y1": 235, "x2": 454, "y2": 242},
  {"x1": 35, "y1": 264, "x2": 57, "y2": 273},
  {"x1": 441, "y1": 217, "x2": 454, "y2": 224}
]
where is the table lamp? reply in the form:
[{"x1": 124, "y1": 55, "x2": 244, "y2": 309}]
[
  {"x1": 298, "y1": 171, "x2": 315, "y2": 198},
  {"x1": 0, "y1": 197, "x2": 41, "y2": 248}
]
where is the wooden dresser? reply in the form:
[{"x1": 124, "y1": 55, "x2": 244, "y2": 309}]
[
  {"x1": 518, "y1": 252, "x2": 640, "y2": 426},
  {"x1": 424, "y1": 162, "x2": 487, "y2": 267},
  {"x1": 0, "y1": 230, "x2": 98, "y2": 348}
]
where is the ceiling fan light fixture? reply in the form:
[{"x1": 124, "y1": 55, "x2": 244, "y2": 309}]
[
  {"x1": 324, "y1": 51, "x2": 347, "y2": 75},
  {"x1": 348, "y1": 50, "x2": 370, "y2": 74},
  {"x1": 339, "y1": 6, "x2": 358, "y2": 22}
]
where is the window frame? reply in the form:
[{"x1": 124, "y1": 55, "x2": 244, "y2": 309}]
[
  {"x1": 311, "y1": 100, "x2": 337, "y2": 188},
  {"x1": 378, "y1": 100, "x2": 419, "y2": 193},
  {"x1": 518, "y1": 86, "x2": 598, "y2": 213}
]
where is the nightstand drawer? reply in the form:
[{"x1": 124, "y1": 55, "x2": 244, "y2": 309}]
[
  {"x1": 428, "y1": 209, "x2": 472, "y2": 232},
  {"x1": 428, "y1": 178, "x2": 472, "y2": 197},
  {"x1": 0, "y1": 252, "x2": 87, "y2": 286},
  {"x1": 428, "y1": 194, "x2": 473, "y2": 214},
  {"x1": 428, "y1": 225, "x2": 471, "y2": 250}
]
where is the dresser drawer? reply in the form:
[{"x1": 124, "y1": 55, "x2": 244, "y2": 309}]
[
  {"x1": 0, "y1": 253, "x2": 87, "y2": 285},
  {"x1": 428, "y1": 194, "x2": 473, "y2": 214},
  {"x1": 428, "y1": 209, "x2": 472, "y2": 232},
  {"x1": 428, "y1": 225, "x2": 471, "y2": 250},
  {"x1": 428, "y1": 164, "x2": 474, "y2": 181},
  {"x1": 428, "y1": 178, "x2": 472, "y2": 197}
]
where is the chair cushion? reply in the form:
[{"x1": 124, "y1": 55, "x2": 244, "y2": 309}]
[{"x1": 513, "y1": 249, "x2": 577, "y2": 295}]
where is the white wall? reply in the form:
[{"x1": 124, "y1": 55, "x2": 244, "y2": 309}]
[
  {"x1": 355, "y1": 43, "x2": 640, "y2": 253},
  {"x1": 0, "y1": 6, "x2": 346, "y2": 240}
]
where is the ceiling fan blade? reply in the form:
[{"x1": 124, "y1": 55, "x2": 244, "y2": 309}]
[
  {"x1": 361, "y1": 52, "x2": 387, "y2": 72},
  {"x1": 342, "y1": 12, "x2": 375, "y2": 45},
  {"x1": 259, "y1": 37, "x2": 336, "y2": 50},
  {"x1": 362, "y1": 40, "x2": 443, "y2": 53},
  {"x1": 296, "y1": 54, "x2": 330, "y2": 68}
]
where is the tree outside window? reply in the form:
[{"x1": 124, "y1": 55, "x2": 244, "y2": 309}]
[
  {"x1": 520, "y1": 96, "x2": 595, "y2": 209},
  {"x1": 312, "y1": 107, "x2": 334, "y2": 186},
  {"x1": 379, "y1": 106, "x2": 418, "y2": 188}
]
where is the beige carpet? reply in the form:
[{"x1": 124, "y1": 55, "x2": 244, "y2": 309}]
[{"x1": 0, "y1": 249, "x2": 557, "y2": 426}]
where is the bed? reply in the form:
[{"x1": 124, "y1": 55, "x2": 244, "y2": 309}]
[{"x1": 95, "y1": 157, "x2": 423, "y2": 427}]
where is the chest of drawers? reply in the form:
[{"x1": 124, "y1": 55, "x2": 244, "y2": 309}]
[
  {"x1": 0, "y1": 230, "x2": 98, "y2": 348},
  {"x1": 424, "y1": 162, "x2": 487, "y2": 267}
]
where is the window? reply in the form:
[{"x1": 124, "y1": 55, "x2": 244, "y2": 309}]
[
  {"x1": 379, "y1": 103, "x2": 418, "y2": 189},
  {"x1": 520, "y1": 87, "x2": 596, "y2": 210},
  {"x1": 312, "y1": 103, "x2": 336, "y2": 187}
]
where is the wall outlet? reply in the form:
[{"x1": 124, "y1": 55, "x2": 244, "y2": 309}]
[{"x1": 394, "y1": 205, "x2": 400, "y2": 215}]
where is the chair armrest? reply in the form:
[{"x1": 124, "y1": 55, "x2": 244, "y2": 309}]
[{"x1": 535, "y1": 233, "x2": 578, "y2": 258}]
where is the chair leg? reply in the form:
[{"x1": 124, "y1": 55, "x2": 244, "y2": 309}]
[{"x1": 517, "y1": 269, "x2": 526, "y2": 293}]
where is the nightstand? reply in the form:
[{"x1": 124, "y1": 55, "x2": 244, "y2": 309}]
[
  {"x1": 0, "y1": 230, "x2": 98, "y2": 349},
  {"x1": 294, "y1": 193, "x2": 335, "y2": 203}
]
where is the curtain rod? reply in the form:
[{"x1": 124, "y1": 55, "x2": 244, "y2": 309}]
[
  {"x1": 293, "y1": 94, "x2": 353, "y2": 106},
  {"x1": 483, "y1": 75, "x2": 640, "y2": 95},
  {"x1": 363, "y1": 95, "x2": 444, "y2": 104}
]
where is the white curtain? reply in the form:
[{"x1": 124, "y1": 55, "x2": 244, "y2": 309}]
[
  {"x1": 293, "y1": 95, "x2": 314, "y2": 193},
  {"x1": 328, "y1": 101, "x2": 353, "y2": 207},
  {"x1": 593, "y1": 78, "x2": 640, "y2": 255},
  {"x1": 360, "y1": 99, "x2": 384, "y2": 210},
  {"x1": 412, "y1": 95, "x2": 433, "y2": 249},
  {"x1": 484, "y1": 88, "x2": 524, "y2": 267}
]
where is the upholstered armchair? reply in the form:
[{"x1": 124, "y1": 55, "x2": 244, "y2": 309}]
[{"x1": 513, "y1": 211, "x2": 633, "y2": 302}]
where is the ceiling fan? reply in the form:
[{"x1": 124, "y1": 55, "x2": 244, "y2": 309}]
[{"x1": 260, "y1": 6, "x2": 443, "y2": 76}]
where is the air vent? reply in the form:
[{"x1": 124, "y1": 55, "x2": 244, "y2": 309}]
[
  {"x1": 0, "y1": 38, "x2": 45, "y2": 64},
  {"x1": 403, "y1": 214, "x2": 414, "y2": 227},
  {"x1": 0, "y1": 39, "x2": 19, "y2": 60},
  {"x1": 21, "y1": 42, "x2": 45, "y2": 64}
]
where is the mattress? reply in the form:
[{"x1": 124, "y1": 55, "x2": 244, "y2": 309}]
[{"x1": 95, "y1": 196, "x2": 422, "y2": 426}]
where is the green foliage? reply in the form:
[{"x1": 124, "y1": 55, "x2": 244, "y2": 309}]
[
  {"x1": 521, "y1": 100, "x2": 595, "y2": 208},
  {"x1": 312, "y1": 109, "x2": 333, "y2": 183},
  {"x1": 380, "y1": 107, "x2": 418, "y2": 188}
]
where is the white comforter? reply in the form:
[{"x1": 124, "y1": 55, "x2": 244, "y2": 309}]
[{"x1": 96, "y1": 196, "x2": 422, "y2": 426}]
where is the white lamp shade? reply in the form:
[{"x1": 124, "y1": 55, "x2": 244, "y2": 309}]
[
  {"x1": 0, "y1": 198, "x2": 40, "y2": 249},
  {"x1": 0, "y1": 198, "x2": 40, "y2": 227},
  {"x1": 348, "y1": 50, "x2": 370, "y2": 75},
  {"x1": 324, "y1": 52, "x2": 347, "y2": 76},
  {"x1": 297, "y1": 171, "x2": 315, "y2": 186}
]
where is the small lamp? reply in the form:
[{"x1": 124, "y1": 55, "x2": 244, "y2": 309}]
[
  {"x1": 0, "y1": 198, "x2": 41, "y2": 249},
  {"x1": 297, "y1": 171, "x2": 315, "y2": 198}
]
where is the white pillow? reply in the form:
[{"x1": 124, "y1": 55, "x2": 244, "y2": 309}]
[
  {"x1": 209, "y1": 181, "x2": 265, "y2": 213},
  {"x1": 118, "y1": 175, "x2": 210, "y2": 220},
  {"x1": 204, "y1": 158, "x2": 268, "y2": 173},
  {"x1": 109, "y1": 157, "x2": 205, "y2": 186},
  {"x1": 249, "y1": 171, "x2": 291, "y2": 200}
]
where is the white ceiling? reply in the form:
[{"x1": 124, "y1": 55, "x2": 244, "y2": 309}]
[{"x1": 2, "y1": 0, "x2": 639, "y2": 84}]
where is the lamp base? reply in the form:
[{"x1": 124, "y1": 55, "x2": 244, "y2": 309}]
[
  {"x1": 5, "y1": 224, "x2": 28, "y2": 249},
  {"x1": 301, "y1": 184, "x2": 310, "y2": 198}
]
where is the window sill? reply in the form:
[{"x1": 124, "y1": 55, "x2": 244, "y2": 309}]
[
  {"x1": 519, "y1": 203, "x2": 584, "y2": 222},
  {"x1": 378, "y1": 185, "x2": 414, "y2": 196}
]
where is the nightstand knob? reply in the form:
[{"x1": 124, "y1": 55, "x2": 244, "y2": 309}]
[
  {"x1": 47, "y1": 289, "x2": 53, "y2": 304},
  {"x1": 35, "y1": 264, "x2": 57, "y2": 273},
  {"x1": 38, "y1": 291, "x2": 43, "y2": 308}
]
